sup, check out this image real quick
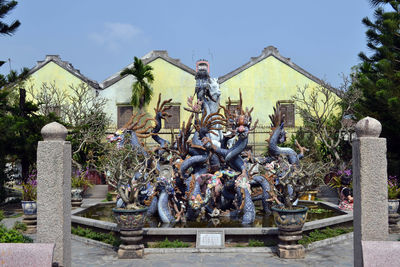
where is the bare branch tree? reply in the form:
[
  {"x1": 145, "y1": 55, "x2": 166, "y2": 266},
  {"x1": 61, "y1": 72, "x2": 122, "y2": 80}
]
[{"x1": 292, "y1": 78, "x2": 361, "y2": 163}]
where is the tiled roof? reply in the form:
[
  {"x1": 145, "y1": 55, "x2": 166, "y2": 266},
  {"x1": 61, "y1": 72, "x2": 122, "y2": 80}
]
[
  {"x1": 218, "y1": 46, "x2": 339, "y2": 95},
  {"x1": 101, "y1": 50, "x2": 196, "y2": 89},
  {"x1": 29, "y1": 55, "x2": 101, "y2": 89}
]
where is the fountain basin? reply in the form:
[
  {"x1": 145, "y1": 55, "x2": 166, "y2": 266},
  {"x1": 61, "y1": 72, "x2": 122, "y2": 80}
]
[{"x1": 72, "y1": 200, "x2": 352, "y2": 244}]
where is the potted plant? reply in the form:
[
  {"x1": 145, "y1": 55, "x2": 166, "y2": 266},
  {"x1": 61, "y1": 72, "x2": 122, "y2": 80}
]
[
  {"x1": 388, "y1": 175, "x2": 400, "y2": 233},
  {"x1": 20, "y1": 170, "x2": 38, "y2": 233},
  {"x1": 266, "y1": 156, "x2": 315, "y2": 259},
  {"x1": 99, "y1": 140, "x2": 159, "y2": 259},
  {"x1": 71, "y1": 168, "x2": 93, "y2": 207},
  {"x1": 21, "y1": 171, "x2": 37, "y2": 215}
]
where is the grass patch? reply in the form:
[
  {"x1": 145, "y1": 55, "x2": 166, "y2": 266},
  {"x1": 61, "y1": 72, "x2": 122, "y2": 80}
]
[
  {"x1": 248, "y1": 239, "x2": 264, "y2": 247},
  {"x1": 150, "y1": 238, "x2": 190, "y2": 248},
  {"x1": 299, "y1": 226, "x2": 353, "y2": 245},
  {"x1": 71, "y1": 226, "x2": 121, "y2": 247},
  {"x1": 308, "y1": 208, "x2": 332, "y2": 214}
]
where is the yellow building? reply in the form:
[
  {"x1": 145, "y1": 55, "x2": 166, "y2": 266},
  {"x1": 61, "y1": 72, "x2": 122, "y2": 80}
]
[
  {"x1": 99, "y1": 50, "x2": 196, "y2": 145},
  {"x1": 218, "y1": 46, "x2": 334, "y2": 153},
  {"x1": 25, "y1": 55, "x2": 100, "y2": 116},
  {"x1": 26, "y1": 47, "x2": 335, "y2": 154}
]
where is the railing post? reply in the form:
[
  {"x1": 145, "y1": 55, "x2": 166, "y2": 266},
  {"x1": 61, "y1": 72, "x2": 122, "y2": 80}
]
[
  {"x1": 37, "y1": 122, "x2": 71, "y2": 267},
  {"x1": 353, "y1": 117, "x2": 388, "y2": 267}
]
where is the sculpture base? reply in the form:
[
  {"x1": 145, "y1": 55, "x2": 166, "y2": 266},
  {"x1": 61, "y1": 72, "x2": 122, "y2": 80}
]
[
  {"x1": 22, "y1": 214, "x2": 37, "y2": 234},
  {"x1": 278, "y1": 244, "x2": 305, "y2": 259},
  {"x1": 276, "y1": 229, "x2": 305, "y2": 259},
  {"x1": 389, "y1": 213, "x2": 400, "y2": 233},
  {"x1": 71, "y1": 200, "x2": 82, "y2": 207},
  {"x1": 118, "y1": 247, "x2": 144, "y2": 259},
  {"x1": 117, "y1": 230, "x2": 145, "y2": 259}
]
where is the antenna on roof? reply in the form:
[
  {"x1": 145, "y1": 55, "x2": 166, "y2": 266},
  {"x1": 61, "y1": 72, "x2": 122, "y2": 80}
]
[{"x1": 192, "y1": 50, "x2": 196, "y2": 63}]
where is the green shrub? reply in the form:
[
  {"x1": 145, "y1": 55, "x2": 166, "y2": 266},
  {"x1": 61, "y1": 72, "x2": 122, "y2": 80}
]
[
  {"x1": 299, "y1": 226, "x2": 353, "y2": 245},
  {"x1": 0, "y1": 224, "x2": 32, "y2": 243},
  {"x1": 248, "y1": 239, "x2": 264, "y2": 247},
  {"x1": 106, "y1": 193, "x2": 113, "y2": 201},
  {"x1": 0, "y1": 210, "x2": 4, "y2": 222},
  {"x1": 151, "y1": 238, "x2": 190, "y2": 248},
  {"x1": 13, "y1": 221, "x2": 27, "y2": 232},
  {"x1": 71, "y1": 226, "x2": 121, "y2": 247}
]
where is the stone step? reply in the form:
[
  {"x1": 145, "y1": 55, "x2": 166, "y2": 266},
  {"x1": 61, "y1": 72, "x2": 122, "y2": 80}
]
[{"x1": 84, "y1": 185, "x2": 108, "y2": 199}]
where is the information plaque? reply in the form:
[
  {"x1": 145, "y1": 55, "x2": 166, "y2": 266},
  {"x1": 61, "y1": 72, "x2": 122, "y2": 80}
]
[{"x1": 196, "y1": 230, "x2": 225, "y2": 248}]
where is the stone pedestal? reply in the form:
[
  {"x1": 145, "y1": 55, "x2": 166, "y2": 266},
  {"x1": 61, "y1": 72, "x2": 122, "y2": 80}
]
[
  {"x1": 118, "y1": 230, "x2": 144, "y2": 259},
  {"x1": 37, "y1": 122, "x2": 71, "y2": 267},
  {"x1": 277, "y1": 230, "x2": 305, "y2": 259},
  {"x1": 22, "y1": 214, "x2": 37, "y2": 234},
  {"x1": 389, "y1": 213, "x2": 400, "y2": 233},
  {"x1": 353, "y1": 117, "x2": 388, "y2": 267}
]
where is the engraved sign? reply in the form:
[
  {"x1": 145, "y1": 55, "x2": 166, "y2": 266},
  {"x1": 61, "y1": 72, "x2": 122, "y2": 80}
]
[{"x1": 196, "y1": 230, "x2": 225, "y2": 248}]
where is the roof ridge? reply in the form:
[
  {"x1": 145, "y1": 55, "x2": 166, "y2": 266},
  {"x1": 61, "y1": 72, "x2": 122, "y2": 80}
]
[
  {"x1": 29, "y1": 55, "x2": 100, "y2": 89},
  {"x1": 217, "y1": 46, "x2": 338, "y2": 94},
  {"x1": 100, "y1": 50, "x2": 195, "y2": 89}
]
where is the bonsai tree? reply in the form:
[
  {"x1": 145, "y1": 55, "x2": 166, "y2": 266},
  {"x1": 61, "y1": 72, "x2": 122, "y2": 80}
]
[
  {"x1": 265, "y1": 156, "x2": 328, "y2": 209},
  {"x1": 99, "y1": 136, "x2": 159, "y2": 210}
]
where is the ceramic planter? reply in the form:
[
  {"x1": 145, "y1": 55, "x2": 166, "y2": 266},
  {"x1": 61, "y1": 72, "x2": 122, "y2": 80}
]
[
  {"x1": 388, "y1": 199, "x2": 400, "y2": 233},
  {"x1": 21, "y1": 201, "x2": 37, "y2": 215},
  {"x1": 271, "y1": 205, "x2": 308, "y2": 232},
  {"x1": 299, "y1": 190, "x2": 318, "y2": 201},
  {"x1": 388, "y1": 199, "x2": 399, "y2": 214},
  {"x1": 71, "y1": 188, "x2": 84, "y2": 207},
  {"x1": 113, "y1": 207, "x2": 148, "y2": 259},
  {"x1": 271, "y1": 205, "x2": 308, "y2": 259}
]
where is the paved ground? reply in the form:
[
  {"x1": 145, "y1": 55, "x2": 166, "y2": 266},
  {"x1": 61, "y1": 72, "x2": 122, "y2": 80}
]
[{"x1": 71, "y1": 238, "x2": 354, "y2": 267}]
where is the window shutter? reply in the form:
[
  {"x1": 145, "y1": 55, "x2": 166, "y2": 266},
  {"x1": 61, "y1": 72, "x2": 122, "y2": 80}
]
[
  {"x1": 117, "y1": 106, "x2": 133, "y2": 128},
  {"x1": 279, "y1": 103, "x2": 295, "y2": 127},
  {"x1": 164, "y1": 105, "x2": 180, "y2": 129}
]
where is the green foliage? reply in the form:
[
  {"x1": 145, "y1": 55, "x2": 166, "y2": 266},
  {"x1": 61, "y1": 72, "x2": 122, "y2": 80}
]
[
  {"x1": 71, "y1": 168, "x2": 93, "y2": 189},
  {"x1": 0, "y1": 224, "x2": 32, "y2": 243},
  {"x1": 71, "y1": 226, "x2": 121, "y2": 247},
  {"x1": 388, "y1": 175, "x2": 400, "y2": 199},
  {"x1": 299, "y1": 226, "x2": 353, "y2": 245},
  {"x1": 0, "y1": 1, "x2": 21, "y2": 36},
  {"x1": 308, "y1": 208, "x2": 331, "y2": 214},
  {"x1": 120, "y1": 57, "x2": 154, "y2": 109},
  {"x1": 248, "y1": 239, "x2": 264, "y2": 247},
  {"x1": 21, "y1": 171, "x2": 37, "y2": 201},
  {"x1": 0, "y1": 70, "x2": 56, "y2": 203},
  {"x1": 0, "y1": 210, "x2": 4, "y2": 222},
  {"x1": 354, "y1": 1, "x2": 400, "y2": 176},
  {"x1": 106, "y1": 192, "x2": 113, "y2": 201},
  {"x1": 150, "y1": 238, "x2": 190, "y2": 248},
  {"x1": 13, "y1": 221, "x2": 27, "y2": 232}
]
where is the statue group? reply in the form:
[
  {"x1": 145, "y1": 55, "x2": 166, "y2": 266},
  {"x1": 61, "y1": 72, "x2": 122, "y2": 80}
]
[{"x1": 107, "y1": 60, "x2": 306, "y2": 226}]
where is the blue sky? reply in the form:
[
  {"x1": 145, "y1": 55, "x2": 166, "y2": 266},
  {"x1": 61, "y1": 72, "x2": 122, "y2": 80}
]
[{"x1": 1, "y1": 1, "x2": 376, "y2": 87}]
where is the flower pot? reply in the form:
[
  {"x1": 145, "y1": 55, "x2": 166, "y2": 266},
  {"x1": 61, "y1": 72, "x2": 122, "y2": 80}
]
[
  {"x1": 388, "y1": 199, "x2": 400, "y2": 233},
  {"x1": 388, "y1": 199, "x2": 399, "y2": 214},
  {"x1": 299, "y1": 190, "x2": 318, "y2": 201},
  {"x1": 271, "y1": 205, "x2": 308, "y2": 232},
  {"x1": 113, "y1": 207, "x2": 148, "y2": 259},
  {"x1": 271, "y1": 205, "x2": 308, "y2": 259},
  {"x1": 71, "y1": 188, "x2": 84, "y2": 207},
  {"x1": 21, "y1": 201, "x2": 37, "y2": 215}
]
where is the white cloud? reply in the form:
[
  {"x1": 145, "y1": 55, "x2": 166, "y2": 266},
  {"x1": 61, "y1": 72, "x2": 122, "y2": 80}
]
[{"x1": 89, "y1": 23, "x2": 141, "y2": 51}]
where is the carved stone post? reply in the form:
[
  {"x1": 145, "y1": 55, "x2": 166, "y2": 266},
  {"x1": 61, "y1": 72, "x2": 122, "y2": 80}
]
[
  {"x1": 37, "y1": 122, "x2": 71, "y2": 267},
  {"x1": 353, "y1": 117, "x2": 388, "y2": 267}
]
